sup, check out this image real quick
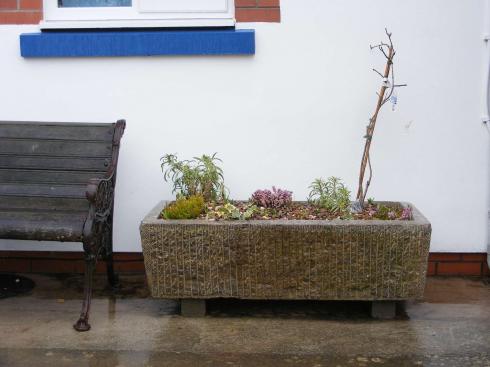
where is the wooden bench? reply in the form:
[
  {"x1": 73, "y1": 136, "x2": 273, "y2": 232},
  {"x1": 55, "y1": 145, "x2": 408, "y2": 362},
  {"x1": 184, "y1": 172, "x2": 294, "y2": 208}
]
[{"x1": 0, "y1": 120, "x2": 125, "y2": 331}]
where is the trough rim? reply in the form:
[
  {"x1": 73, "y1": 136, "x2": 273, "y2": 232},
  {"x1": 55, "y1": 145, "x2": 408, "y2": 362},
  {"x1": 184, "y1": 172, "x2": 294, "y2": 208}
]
[{"x1": 141, "y1": 200, "x2": 430, "y2": 227}]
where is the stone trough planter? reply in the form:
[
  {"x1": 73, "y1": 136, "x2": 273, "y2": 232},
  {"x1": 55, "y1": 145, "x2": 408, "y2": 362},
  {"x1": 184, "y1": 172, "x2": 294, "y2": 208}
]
[{"x1": 140, "y1": 201, "x2": 431, "y2": 318}]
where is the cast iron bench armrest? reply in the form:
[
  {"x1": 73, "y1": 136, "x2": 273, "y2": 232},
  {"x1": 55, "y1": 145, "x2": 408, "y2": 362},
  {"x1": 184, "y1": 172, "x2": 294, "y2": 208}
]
[
  {"x1": 83, "y1": 175, "x2": 116, "y2": 253},
  {"x1": 82, "y1": 120, "x2": 125, "y2": 255}
]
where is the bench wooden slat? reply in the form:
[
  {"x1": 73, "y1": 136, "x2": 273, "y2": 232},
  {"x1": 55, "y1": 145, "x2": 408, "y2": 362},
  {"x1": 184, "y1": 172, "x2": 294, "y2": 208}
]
[
  {"x1": 0, "y1": 155, "x2": 110, "y2": 171},
  {"x1": 0, "y1": 139, "x2": 113, "y2": 157},
  {"x1": 0, "y1": 196, "x2": 89, "y2": 211},
  {"x1": 0, "y1": 183, "x2": 86, "y2": 198},
  {"x1": 0, "y1": 123, "x2": 114, "y2": 141},
  {"x1": 0, "y1": 169, "x2": 104, "y2": 185},
  {"x1": 0, "y1": 210, "x2": 87, "y2": 241}
]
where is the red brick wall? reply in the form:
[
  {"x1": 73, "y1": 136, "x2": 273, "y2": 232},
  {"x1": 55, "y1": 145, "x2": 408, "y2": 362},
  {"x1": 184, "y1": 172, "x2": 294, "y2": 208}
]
[
  {"x1": 0, "y1": 0, "x2": 280, "y2": 24},
  {"x1": 0, "y1": 251, "x2": 145, "y2": 274},
  {"x1": 235, "y1": 0, "x2": 280, "y2": 22},
  {"x1": 1, "y1": 251, "x2": 488, "y2": 277},
  {"x1": 428, "y1": 253, "x2": 489, "y2": 277},
  {"x1": 0, "y1": 0, "x2": 42, "y2": 24}
]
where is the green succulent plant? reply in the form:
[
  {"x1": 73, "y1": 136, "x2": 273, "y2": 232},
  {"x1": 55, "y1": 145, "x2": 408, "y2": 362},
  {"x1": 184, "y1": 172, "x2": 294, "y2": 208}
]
[
  {"x1": 161, "y1": 153, "x2": 227, "y2": 203},
  {"x1": 308, "y1": 177, "x2": 351, "y2": 215}
]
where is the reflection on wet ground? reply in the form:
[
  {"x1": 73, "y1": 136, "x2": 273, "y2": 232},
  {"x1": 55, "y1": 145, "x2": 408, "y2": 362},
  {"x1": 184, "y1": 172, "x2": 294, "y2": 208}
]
[
  {"x1": 0, "y1": 274, "x2": 488, "y2": 367},
  {"x1": 2, "y1": 349, "x2": 489, "y2": 367}
]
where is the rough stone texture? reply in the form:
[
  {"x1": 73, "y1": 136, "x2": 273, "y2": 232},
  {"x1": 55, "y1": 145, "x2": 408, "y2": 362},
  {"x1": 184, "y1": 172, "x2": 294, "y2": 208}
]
[{"x1": 140, "y1": 202, "x2": 431, "y2": 301}]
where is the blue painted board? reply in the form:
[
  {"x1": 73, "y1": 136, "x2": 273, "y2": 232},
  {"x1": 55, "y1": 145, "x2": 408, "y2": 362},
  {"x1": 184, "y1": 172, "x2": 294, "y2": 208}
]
[{"x1": 20, "y1": 29, "x2": 255, "y2": 57}]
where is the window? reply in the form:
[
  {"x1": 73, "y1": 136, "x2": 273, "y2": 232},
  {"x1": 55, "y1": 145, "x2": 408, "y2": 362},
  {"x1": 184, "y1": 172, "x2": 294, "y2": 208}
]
[{"x1": 41, "y1": 0, "x2": 235, "y2": 29}]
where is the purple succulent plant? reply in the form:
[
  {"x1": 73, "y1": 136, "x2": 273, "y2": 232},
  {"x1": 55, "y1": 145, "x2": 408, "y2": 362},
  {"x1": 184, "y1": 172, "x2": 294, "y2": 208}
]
[
  {"x1": 251, "y1": 186, "x2": 293, "y2": 208},
  {"x1": 400, "y1": 207, "x2": 412, "y2": 220}
]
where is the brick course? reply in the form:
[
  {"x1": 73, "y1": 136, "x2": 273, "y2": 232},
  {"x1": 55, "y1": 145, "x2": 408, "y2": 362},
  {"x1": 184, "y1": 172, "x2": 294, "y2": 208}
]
[
  {"x1": 0, "y1": 251, "x2": 143, "y2": 274},
  {"x1": 1, "y1": 251, "x2": 488, "y2": 277},
  {"x1": 235, "y1": 0, "x2": 280, "y2": 22},
  {"x1": 19, "y1": 0, "x2": 42, "y2": 10},
  {"x1": 0, "y1": 0, "x2": 280, "y2": 24},
  {"x1": 429, "y1": 253, "x2": 488, "y2": 277},
  {"x1": 0, "y1": 0, "x2": 18, "y2": 10},
  {"x1": 0, "y1": 0, "x2": 42, "y2": 24}
]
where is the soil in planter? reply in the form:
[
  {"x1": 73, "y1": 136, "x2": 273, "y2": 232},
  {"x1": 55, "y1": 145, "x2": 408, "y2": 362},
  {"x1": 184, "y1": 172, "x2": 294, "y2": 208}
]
[{"x1": 202, "y1": 202, "x2": 410, "y2": 221}]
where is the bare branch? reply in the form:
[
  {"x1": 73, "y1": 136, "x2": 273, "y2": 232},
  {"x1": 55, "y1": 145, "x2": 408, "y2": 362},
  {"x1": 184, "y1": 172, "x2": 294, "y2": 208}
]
[
  {"x1": 372, "y1": 68, "x2": 384, "y2": 78},
  {"x1": 356, "y1": 29, "x2": 406, "y2": 206},
  {"x1": 362, "y1": 154, "x2": 373, "y2": 204},
  {"x1": 378, "y1": 46, "x2": 390, "y2": 60},
  {"x1": 371, "y1": 42, "x2": 390, "y2": 50}
]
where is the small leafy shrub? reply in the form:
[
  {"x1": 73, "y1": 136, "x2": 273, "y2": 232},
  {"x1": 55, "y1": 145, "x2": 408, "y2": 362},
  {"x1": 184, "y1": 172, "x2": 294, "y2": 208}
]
[
  {"x1": 162, "y1": 195, "x2": 205, "y2": 219},
  {"x1": 308, "y1": 177, "x2": 351, "y2": 214},
  {"x1": 161, "y1": 153, "x2": 226, "y2": 202},
  {"x1": 208, "y1": 203, "x2": 257, "y2": 221},
  {"x1": 251, "y1": 187, "x2": 293, "y2": 208}
]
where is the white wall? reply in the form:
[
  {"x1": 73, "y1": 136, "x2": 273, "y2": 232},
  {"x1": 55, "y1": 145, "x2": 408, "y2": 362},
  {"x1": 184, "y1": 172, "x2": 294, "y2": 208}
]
[{"x1": 0, "y1": 0, "x2": 488, "y2": 253}]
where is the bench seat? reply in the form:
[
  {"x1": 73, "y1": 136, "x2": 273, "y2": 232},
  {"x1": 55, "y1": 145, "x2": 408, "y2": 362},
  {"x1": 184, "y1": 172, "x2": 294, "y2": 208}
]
[{"x1": 0, "y1": 209, "x2": 87, "y2": 241}]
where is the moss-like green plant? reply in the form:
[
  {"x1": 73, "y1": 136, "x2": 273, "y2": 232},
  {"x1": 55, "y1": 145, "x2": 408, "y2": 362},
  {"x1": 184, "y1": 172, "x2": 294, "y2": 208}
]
[
  {"x1": 161, "y1": 153, "x2": 226, "y2": 203},
  {"x1": 308, "y1": 177, "x2": 351, "y2": 215},
  {"x1": 162, "y1": 195, "x2": 205, "y2": 220}
]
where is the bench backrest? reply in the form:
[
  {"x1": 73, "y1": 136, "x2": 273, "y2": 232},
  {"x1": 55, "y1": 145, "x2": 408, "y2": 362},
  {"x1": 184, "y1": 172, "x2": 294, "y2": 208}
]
[{"x1": 0, "y1": 121, "x2": 125, "y2": 213}]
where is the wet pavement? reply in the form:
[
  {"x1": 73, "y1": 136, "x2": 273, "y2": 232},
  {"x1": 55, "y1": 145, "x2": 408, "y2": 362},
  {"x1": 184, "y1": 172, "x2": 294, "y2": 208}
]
[{"x1": 0, "y1": 274, "x2": 489, "y2": 366}]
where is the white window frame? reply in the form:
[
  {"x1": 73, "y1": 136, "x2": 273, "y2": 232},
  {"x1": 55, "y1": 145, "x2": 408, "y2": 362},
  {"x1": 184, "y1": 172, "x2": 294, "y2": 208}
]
[{"x1": 41, "y1": 0, "x2": 235, "y2": 29}]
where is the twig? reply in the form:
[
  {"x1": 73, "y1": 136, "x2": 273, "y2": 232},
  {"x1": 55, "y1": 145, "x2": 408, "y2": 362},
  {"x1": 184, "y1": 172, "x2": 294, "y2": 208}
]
[
  {"x1": 373, "y1": 68, "x2": 384, "y2": 78},
  {"x1": 355, "y1": 29, "x2": 406, "y2": 207}
]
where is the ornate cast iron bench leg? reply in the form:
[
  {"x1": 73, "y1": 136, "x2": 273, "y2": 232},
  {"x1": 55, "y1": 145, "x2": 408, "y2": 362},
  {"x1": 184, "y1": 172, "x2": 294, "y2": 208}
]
[
  {"x1": 75, "y1": 182, "x2": 119, "y2": 331},
  {"x1": 74, "y1": 254, "x2": 96, "y2": 332},
  {"x1": 73, "y1": 120, "x2": 125, "y2": 332},
  {"x1": 74, "y1": 226, "x2": 117, "y2": 331}
]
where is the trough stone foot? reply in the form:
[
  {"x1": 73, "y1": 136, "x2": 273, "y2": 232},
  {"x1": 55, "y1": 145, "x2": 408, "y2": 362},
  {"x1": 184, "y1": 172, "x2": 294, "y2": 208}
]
[
  {"x1": 371, "y1": 301, "x2": 396, "y2": 319},
  {"x1": 181, "y1": 299, "x2": 206, "y2": 317}
]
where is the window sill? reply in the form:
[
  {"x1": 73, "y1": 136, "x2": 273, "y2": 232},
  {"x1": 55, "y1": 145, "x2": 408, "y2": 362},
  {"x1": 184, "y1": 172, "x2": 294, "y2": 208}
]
[
  {"x1": 39, "y1": 19, "x2": 236, "y2": 30},
  {"x1": 20, "y1": 29, "x2": 255, "y2": 57}
]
